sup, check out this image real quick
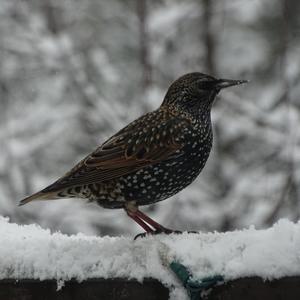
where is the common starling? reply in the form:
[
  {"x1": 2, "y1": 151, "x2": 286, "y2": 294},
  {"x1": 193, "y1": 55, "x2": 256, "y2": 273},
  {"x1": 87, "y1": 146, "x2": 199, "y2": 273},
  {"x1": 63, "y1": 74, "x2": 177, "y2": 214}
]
[{"x1": 20, "y1": 73, "x2": 247, "y2": 235}]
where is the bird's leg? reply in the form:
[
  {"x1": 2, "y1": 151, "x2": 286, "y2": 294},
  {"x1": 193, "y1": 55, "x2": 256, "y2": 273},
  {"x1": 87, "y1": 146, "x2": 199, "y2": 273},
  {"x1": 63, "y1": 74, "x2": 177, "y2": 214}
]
[
  {"x1": 126, "y1": 210, "x2": 154, "y2": 233},
  {"x1": 134, "y1": 209, "x2": 175, "y2": 234},
  {"x1": 125, "y1": 202, "x2": 181, "y2": 238}
]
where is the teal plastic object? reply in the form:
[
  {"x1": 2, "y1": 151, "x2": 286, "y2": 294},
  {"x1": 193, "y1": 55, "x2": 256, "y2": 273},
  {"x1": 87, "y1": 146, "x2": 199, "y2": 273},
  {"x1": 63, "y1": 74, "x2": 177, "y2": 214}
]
[{"x1": 170, "y1": 261, "x2": 224, "y2": 300}]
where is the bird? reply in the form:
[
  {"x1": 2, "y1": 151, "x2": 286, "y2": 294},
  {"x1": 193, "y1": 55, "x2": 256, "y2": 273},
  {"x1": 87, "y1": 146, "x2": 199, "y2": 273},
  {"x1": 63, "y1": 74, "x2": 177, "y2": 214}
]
[{"x1": 19, "y1": 73, "x2": 247, "y2": 235}]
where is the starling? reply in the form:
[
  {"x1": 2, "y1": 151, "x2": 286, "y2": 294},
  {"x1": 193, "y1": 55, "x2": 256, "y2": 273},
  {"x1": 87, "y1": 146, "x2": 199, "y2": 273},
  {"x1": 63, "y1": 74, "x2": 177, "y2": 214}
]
[{"x1": 20, "y1": 73, "x2": 247, "y2": 235}]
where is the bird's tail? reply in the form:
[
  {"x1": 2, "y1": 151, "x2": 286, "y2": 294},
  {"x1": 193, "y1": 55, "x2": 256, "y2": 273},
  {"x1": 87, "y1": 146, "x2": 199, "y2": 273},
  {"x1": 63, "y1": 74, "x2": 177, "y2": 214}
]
[{"x1": 19, "y1": 191, "x2": 59, "y2": 206}]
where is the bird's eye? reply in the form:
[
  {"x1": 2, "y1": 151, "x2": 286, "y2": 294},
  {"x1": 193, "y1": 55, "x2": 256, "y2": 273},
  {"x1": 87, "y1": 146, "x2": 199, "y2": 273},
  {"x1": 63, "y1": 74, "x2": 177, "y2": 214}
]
[{"x1": 197, "y1": 80, "x2": 215, "y2": 90}]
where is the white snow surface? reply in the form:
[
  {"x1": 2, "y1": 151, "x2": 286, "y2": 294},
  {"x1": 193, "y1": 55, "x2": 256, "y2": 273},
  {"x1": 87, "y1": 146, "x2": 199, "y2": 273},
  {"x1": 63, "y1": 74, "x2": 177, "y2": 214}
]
[{"x1": 1, "y1": 217, "x2": 300, "y2": 299}]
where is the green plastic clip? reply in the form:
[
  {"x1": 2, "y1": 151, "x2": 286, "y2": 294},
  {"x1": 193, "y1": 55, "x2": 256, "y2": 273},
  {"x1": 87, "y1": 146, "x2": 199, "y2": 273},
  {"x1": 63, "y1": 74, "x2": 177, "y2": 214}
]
[{"x1": 170, "y1": 261, "x2": 224, "y2": 300}]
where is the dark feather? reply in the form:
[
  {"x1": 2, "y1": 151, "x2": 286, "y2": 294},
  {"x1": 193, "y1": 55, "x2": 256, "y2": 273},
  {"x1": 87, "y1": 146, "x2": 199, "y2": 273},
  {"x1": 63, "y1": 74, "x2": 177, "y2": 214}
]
[{"x1": 42, "y1": 110, "x2": 186, "y2": 192}]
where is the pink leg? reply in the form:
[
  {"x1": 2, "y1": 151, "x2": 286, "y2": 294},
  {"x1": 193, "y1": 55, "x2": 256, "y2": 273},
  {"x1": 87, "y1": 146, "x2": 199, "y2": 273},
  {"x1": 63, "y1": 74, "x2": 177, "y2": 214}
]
[
  {"x1": 126, "y1": 210, "x2": 154, "y2": 233},
  {"x1": 126, "y1": 206, "x2": 179, "y2": 235},
  {"x1": 135, "y1": 210, "x2": 173, "y2": 232}
]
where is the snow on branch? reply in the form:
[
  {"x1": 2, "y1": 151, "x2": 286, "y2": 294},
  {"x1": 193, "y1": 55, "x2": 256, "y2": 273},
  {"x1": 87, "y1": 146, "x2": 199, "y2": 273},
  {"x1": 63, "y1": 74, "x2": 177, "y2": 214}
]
[{"x1": 0, "y1": 217, "x2": 300, "y2": 299}]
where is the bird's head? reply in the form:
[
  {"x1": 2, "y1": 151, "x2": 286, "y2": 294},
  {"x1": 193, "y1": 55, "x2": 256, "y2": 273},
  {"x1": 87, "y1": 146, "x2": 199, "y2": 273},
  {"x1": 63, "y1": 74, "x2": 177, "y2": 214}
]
[{"x1": 161, "y1": 72, "x2": 247, "y2": 118}]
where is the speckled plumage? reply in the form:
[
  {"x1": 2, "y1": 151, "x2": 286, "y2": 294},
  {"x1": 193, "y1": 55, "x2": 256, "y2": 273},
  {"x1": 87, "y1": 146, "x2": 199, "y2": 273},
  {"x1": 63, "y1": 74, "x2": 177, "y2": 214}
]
[{"x1": 20, "y1": 73, "x2": 247, "y2": 234}]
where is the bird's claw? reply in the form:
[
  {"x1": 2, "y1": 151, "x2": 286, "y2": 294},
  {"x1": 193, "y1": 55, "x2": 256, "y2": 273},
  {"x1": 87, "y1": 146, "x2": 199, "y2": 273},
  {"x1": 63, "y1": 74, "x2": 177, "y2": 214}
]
[{"x1": 133, "y1": 229, "x2": 198, "y2": 240}]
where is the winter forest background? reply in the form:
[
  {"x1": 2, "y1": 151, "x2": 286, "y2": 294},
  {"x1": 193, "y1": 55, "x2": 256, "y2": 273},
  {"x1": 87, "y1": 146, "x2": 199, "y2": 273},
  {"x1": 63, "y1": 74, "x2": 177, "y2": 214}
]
[{"x1": 1, "y1": 0, "x2": 299, "y2": 236}]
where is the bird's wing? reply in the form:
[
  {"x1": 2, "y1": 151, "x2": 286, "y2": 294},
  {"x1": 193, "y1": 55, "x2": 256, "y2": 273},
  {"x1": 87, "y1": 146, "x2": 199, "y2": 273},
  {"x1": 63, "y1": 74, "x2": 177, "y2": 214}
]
[{"x1": 43, "y1": 109, "x2": 188, "y2": 192}]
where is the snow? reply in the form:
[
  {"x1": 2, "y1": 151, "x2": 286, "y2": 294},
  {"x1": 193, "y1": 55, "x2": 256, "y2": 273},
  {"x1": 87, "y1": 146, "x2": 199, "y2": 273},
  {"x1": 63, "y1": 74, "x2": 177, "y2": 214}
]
[
  {"x1": 1, "y1": 216, "x2": 300, "y2": 300},
  {"x1": 1, "y1": 0, "x2": 299, "y2": 240}
]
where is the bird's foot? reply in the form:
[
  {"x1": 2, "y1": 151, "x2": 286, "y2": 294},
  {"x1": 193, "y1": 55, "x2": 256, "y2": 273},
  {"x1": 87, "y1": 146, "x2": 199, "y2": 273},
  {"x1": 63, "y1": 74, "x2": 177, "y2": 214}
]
[
  {"x1": 134, "y1": 229, "x2": 199, "y2": 239},
  {"x1": 134, "y1": 228, "x2": 182, "y2": 240},
  {"x1": 125, "y1": 205, "x2": 199, "y2": 239}
]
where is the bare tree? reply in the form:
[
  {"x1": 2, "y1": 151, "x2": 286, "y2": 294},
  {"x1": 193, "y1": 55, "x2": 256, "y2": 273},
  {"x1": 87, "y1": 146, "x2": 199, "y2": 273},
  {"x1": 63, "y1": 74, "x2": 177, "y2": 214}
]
[
  {"x1": 137, "y1": 0, "x2": 152, "y2": 90},
  {"x1": 202, "y1": 0, "x2": 215, "y2": 75}
]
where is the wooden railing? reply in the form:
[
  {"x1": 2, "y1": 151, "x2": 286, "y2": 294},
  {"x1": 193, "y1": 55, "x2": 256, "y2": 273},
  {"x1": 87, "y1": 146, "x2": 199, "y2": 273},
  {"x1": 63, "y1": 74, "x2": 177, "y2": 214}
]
[{"x1": 1, "y1": 276, "x2": 300, "y2": 300}]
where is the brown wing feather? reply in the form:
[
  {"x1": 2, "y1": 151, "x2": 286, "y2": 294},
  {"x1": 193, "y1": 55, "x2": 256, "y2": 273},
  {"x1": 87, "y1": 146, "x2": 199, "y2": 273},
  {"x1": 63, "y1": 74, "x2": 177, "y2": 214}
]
[{"x1": 43, "y1": 109, "x2": 187, "y2": 192}]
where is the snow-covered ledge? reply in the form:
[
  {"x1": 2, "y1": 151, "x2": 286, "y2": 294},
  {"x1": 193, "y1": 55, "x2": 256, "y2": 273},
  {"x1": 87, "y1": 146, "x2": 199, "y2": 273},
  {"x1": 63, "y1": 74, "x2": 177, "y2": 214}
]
[{"x1": 1, "y1": 217, "x2": 300, "y2": 300}]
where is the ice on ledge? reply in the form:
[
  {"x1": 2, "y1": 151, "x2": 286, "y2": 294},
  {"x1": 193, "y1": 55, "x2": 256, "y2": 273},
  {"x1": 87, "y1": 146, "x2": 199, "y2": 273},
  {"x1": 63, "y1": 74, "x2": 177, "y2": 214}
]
[{"x1": 1, "y1": 216, "x2": 300, "y2": 299}]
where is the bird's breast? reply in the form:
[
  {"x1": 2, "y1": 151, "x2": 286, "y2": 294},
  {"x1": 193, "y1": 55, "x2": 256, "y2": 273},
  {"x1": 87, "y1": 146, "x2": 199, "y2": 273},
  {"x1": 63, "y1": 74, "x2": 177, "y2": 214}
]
[{"x1": 120, "y1": 125, "x2": 213, "y2": 206}]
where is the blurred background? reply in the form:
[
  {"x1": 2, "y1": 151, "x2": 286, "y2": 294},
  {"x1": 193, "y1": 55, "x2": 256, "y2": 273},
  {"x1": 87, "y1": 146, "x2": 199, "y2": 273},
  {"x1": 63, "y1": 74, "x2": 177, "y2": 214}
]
[{"x1": 0, "y1": 0, "x2": 299, "y2": 236}]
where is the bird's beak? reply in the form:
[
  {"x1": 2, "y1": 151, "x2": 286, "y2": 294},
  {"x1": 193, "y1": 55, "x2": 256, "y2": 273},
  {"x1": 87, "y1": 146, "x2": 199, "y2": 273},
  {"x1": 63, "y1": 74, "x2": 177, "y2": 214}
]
[{"x1": 215, "y1": 78, "x2": 249, "y2": 89}]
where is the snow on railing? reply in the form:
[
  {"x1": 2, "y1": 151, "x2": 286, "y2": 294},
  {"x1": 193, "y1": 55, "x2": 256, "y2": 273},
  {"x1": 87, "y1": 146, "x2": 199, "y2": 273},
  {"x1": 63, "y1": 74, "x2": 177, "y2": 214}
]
[{"x1": 0, "y1": 217, "x2": 300, "y2": 300}]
